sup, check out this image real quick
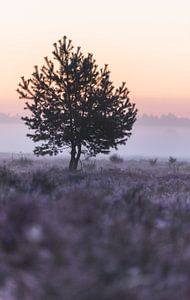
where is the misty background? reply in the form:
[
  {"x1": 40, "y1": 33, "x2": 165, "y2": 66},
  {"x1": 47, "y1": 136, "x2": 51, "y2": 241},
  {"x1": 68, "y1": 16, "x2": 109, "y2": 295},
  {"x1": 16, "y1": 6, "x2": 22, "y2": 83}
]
[{"x1": 0, "y1": 112, "x2": 190, "y2": 158}]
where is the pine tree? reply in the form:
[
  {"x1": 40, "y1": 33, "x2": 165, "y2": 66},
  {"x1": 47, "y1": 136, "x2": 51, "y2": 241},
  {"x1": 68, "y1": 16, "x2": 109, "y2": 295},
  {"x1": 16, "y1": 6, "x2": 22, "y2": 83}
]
[{"x1": 17, "y1": 36, "x2": 137, "y2": 170}]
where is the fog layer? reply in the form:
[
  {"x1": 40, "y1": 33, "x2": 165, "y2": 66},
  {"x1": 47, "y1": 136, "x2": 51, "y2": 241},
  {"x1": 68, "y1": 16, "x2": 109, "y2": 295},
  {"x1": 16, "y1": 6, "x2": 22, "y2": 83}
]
[{"x1": 0, "y1": 115, "x2": 190, "y2": 158}]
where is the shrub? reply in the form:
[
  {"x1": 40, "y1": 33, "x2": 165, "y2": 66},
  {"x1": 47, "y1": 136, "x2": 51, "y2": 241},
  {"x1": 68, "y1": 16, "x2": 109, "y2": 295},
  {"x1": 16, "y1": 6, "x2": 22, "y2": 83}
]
[
  {"x1": 168, "y1": 156, "x2": 177, "y2": 173},
  {"x1": 149, "y1": 158, "x2": 157, "y2": 166},
  {"x1": 109, "y1": 154, "x2": 124, "y2": 164}
]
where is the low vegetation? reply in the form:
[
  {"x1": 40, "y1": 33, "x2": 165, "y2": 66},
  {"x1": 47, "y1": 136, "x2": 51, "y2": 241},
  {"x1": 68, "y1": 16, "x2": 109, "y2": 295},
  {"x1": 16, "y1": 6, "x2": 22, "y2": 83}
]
[
  {"x1": 0, "y1": 157, "x2": 190, "y2": 299},
  {"x1": 109, "y1": 153, "x2": 124, "y2": 164}
]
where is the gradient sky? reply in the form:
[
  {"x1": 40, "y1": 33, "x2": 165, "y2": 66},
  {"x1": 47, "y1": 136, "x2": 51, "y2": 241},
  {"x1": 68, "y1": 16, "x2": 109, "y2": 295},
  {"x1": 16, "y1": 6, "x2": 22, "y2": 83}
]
[{"x1": 0, "y1": 0, "x2": 190, "y2": 116}]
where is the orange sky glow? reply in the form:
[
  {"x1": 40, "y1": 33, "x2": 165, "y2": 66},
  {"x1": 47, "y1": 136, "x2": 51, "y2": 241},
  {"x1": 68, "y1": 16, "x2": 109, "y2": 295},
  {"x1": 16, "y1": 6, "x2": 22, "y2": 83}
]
[{"x1": 0, "y1": 0, "x2": 190, "y2": 116}]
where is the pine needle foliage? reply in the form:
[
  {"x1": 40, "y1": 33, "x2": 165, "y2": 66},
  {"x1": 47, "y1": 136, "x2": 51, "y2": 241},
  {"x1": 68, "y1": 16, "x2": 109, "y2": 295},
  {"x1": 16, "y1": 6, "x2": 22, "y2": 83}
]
[{"x1": 17, "y1": 36, "x2": 137, "y2": 170}]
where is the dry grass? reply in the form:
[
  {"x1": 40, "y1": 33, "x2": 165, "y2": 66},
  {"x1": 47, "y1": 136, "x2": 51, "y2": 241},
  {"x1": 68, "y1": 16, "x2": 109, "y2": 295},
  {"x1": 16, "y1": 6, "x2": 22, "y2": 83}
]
[{"x1": 0, "y1": 156, "x2": 190, "y2": 299}]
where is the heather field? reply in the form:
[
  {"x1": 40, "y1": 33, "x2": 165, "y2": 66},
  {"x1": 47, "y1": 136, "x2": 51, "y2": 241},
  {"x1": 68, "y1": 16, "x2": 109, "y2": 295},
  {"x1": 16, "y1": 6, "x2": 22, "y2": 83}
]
[{"x1": 1, "y1": 156, "x2": 190, "y2": 299}]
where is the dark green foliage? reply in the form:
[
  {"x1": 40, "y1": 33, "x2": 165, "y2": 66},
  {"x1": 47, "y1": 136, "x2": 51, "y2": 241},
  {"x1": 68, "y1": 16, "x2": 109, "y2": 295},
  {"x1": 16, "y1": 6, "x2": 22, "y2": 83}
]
[{"x1": 17, "y1": 36, "x2": 137, "y2": 170}]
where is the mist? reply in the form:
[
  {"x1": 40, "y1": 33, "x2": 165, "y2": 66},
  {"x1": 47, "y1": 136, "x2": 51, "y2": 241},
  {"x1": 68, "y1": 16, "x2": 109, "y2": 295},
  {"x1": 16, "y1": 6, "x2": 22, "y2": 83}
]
[{"x1": 0, "y1": 114, "x2": 190, "y2": 159}]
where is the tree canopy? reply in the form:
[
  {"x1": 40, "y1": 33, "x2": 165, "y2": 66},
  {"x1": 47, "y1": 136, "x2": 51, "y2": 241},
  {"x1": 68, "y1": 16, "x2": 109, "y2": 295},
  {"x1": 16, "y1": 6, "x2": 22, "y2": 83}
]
[{"x1": 17, "y1": 36, "x2": 137, "y2": 170}]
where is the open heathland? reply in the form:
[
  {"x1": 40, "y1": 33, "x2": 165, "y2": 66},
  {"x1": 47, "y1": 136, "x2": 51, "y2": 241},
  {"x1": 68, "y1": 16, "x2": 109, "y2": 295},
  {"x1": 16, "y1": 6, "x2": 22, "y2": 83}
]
[{"x1": 0, "y1": 156, "x2": 190, "y2": 299}]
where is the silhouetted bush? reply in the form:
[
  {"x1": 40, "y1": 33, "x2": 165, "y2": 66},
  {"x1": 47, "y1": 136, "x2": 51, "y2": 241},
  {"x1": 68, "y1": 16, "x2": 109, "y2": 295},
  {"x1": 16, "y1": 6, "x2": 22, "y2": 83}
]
[
  {"x1": 168, "y1": 156, "x2": 177, "y2": 173},
  {"x1": 149, "y1": 158, "x2": 157, "y2": 166},
  {"x1": 109, "y1": 154, "x2": 124, "y2": 164}
]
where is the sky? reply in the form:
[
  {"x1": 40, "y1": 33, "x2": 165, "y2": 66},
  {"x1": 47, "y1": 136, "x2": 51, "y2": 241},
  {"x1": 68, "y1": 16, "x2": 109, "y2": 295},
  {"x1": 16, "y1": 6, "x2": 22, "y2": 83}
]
[{"x1": 0, "y1": 0, "x2": 190, "y2": 116}]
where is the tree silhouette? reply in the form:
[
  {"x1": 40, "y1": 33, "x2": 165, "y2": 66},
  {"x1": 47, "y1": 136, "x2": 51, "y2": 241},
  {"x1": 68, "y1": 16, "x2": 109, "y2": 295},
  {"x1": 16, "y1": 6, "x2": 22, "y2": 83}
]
[{"x1": 17, "y1": 36, "x2": 137, "y2": 170}]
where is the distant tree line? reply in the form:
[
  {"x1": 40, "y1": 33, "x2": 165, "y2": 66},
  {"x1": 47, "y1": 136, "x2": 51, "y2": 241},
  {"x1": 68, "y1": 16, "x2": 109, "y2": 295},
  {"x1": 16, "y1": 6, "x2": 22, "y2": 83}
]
[
  {"x1": 137, "y1": 114, "x2": 190, "y2": 127},
  {"x1": 0, "y1": 113, "x2": 21, "y2": 124}
]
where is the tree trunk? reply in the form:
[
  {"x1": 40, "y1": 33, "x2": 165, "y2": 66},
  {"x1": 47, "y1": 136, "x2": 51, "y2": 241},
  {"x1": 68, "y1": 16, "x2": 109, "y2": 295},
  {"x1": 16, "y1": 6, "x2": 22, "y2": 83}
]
[
  {"x1": 73, "y1": 144, "x2": 81, "y2": 170},
  {"x1": 69, "y1": 144, "x2": 81, "y2": 171},
  {"x1": 69, "y1": 147, "x2": 76, "y2": 171}
]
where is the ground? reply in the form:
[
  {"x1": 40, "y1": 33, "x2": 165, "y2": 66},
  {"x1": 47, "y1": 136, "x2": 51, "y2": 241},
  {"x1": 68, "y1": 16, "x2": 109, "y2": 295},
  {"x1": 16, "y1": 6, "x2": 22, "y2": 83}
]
[{"x1": 0, "y1": 155, "x2": 190, "y2": 299}]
